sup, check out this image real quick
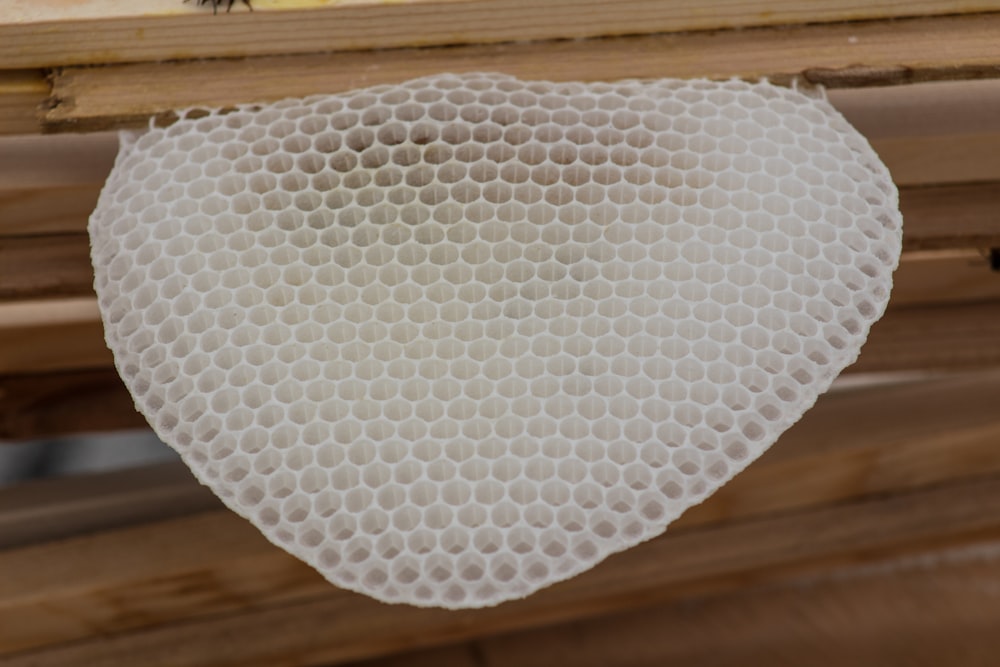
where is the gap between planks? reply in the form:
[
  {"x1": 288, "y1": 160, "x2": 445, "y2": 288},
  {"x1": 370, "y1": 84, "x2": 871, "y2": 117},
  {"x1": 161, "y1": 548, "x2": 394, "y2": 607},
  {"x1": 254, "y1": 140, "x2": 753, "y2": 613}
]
[{"x1": 2, "y1": 0, "x2": 998, "y2": 70}]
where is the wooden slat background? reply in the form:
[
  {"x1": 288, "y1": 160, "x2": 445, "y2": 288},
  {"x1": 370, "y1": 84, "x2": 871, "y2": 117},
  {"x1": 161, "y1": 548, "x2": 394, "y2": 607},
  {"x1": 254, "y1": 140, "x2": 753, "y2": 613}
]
[{"x1": 3, "y1": 3, "x2": 1000, "y2": 665}]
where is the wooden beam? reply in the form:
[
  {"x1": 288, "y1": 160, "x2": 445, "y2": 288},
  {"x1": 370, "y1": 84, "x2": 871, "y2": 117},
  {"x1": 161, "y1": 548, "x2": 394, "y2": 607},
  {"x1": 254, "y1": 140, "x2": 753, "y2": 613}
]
[
  {"x1": 852, "y1": 299, "x2": 1000, "y2": 374},
  {"x1": 0, "y1": 298, "x2": 110, "y2": 375},
  {"x1": 0, "y1": 234, "x2": 94, "y2": 301},
  {"x1": 3, "y1": 0, "x2": 996, "y2": 70},
  {"x1": 0, "y1": 71, "x2": 46, "y2": 136},
  {"x1": 2, "y1": 369, "x2": 1000, "y2": 660},
  {"x1": 42, "y1": 13, "x2": 1000, "y2": 133},
  {"x1": 4, "y1": 471, "x2": 1000, "y2": 666},
  {"x1": 0, "y1": 368, "x2": 147, "y2": 440},
  {"x1": 898, "y1": 182, "x2": 1000, "y2": 251},
  {"x1": 0, "y1": 184, "x2": 102, "y2": 237},
  {"x1": 0, "y1": 462, "x2": 218, "y2": 550},
  {"x1": 358, "y1": 543, "x2": 1000, "y2": 667}
]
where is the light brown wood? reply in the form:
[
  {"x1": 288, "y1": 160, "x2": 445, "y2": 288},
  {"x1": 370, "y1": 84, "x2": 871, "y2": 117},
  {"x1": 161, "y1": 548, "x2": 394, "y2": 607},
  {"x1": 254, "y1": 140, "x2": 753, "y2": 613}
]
[
  {"x1": 0, "y1": 184, "x2": 103, "y2": 237},
  {"x1": 3, "y1": 370, "x2": 1000, "y2": 660},
  {"x1": 5, "y1": 472, "x2": 1000, "y2": 666},
  {"x1": 0, "y1": 70, "x2": 46, "y2": 136},
  {"x1": 42, "y1": 13, "x2": 1000, "y2": 132},
  {"x1": 3, "y1": 0, "x2": 995, "y2": 70},
  {"x1": 0, "y1": 299, "x2": 110, "y2": 375},
  {"x1": 359, "y1": 543, "x2": 1000, "y2": 667}
]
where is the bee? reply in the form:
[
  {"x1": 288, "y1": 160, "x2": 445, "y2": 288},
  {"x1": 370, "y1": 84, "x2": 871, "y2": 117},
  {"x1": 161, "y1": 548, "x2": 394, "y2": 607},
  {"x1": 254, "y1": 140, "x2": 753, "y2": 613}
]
[{"x1": 186, "y1": 0, "x2": 253, "y2": 14}]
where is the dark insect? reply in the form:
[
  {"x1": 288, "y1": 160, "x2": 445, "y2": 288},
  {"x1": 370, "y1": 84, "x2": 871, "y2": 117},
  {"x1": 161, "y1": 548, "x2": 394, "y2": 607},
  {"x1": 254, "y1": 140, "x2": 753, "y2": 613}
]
[{"x1": 185, "y1": 0, "x2": 253, "y2": 14}]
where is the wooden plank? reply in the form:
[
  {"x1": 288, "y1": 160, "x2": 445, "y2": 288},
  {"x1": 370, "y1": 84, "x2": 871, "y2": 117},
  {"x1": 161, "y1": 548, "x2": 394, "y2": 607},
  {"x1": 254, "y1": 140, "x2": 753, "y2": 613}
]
[
  {"x1": 0, "y1": 368, "x2": 148, "y2": 440},
  {"x1": 5, "y1": 471, "x2": 1000, "y2": 666},
  {"x1": 0, "y1": 132, "x2": 117, "y2": 190},
  {"x1": 2, "y1": 369, "x2": 1000, "y2": 659},
  {"x1": 873, "y1": 132, "x2": 1000, "y2": 186},
  {"x1": 0, "y1": 184, "x2": 103, "y2": 237},
  {"x1": 0, "y1": 462, "x2": 218, "y2": 550},
  {"x1": 889, "y1": 250, "x2": 1000, "y2": 308},
  {"x1": 852, "y1": 299, "x2": 1000, "y2": 374},
  {"x1": 359, "y1": 543, "x2": 1000, "y2": 667},
  {"x1": 42, "y1": 12, "x2": 1000, "y2": 132},
  {"x1": 0, "y1": 234, "x2": 94, "y2": 301},
  {"x1": 898, "y1": 182, "x2": 1000, "y2": 250},
  {"x1": 0, "y1": 70, "x2": 46, "y2": 136},
  {"x1": 0, "y1": 299, "x2": 110, "y2": 375},
  {"x1": 3, "y1": 0, "x2": 996, "y2": 70},
  {"x1": 0, "y1": 132, "x2": 114, "y2": 236}
]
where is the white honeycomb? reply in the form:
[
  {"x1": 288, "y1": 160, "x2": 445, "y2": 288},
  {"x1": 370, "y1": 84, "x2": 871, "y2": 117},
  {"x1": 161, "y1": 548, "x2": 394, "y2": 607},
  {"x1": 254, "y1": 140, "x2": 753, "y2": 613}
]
[{"x1": 90, "y1": 73, "x2": 902, "y2": 608}]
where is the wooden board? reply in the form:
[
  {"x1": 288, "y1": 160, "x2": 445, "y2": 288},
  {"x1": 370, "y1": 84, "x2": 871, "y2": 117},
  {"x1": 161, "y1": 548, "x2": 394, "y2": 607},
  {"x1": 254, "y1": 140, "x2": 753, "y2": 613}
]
[
  {"x1": 0, "y1": 234, "x2": 95, "y2": 301},
  {"x1": 355, "y1": 543, "x2": 1000, "y2": 667},
  {"x1": 2, "y1": 0, "x2": 996, "y2": 70},
  {"x1": 4, "y1": 471, "x2": 1000, "y2": 666},
  {"x1": 0, "y1": 461, "x2": 218, "y2": 550},
  {"x1": 41, "y1": 12, "x2": 1000, "y2": 132},
  {"x1": 0, "y1": 368, "x2": 148, "y2": 441},
  {"x1": 0, "y1": 71, "x2": 46, "y2": 136},
  {"x1": 0, "y1": 299, "x2": 110, "y2": 375}
]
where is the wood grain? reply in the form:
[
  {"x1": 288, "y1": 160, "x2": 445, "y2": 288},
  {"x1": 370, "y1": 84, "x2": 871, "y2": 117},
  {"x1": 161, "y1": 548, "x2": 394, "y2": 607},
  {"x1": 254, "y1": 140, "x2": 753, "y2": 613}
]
[
  {"x1": 0, "y1": 71, "x2": 46, "y2": 136},
  {"x1": 355, "y1": 543, "x2": 1000, "y2": 667},
  {"x1": 0, "y1": 368, "x2": 148, "y2": 440},
  {"x1": 0, "y1": 234, "x2": 94, "y2": 301},
  {"x1": 898, "y1": 182, "x2": 1000, "y2": 251},
  {"x1": 2, "y1": 369, "x2": 1000, "y2": 659},
  {"x1": 852, "y1": 299, "x2": 1000, "y2": 374},
  {"x1": 0, "y1": 299, "x2": 110, "y2": 375},
  {"x1": 42, "y1": 13, "x2": 1000, "y2": 132},
  {"x1": 5, "y1": 471, "x2": 1000, "y2": 666},
  {"x1": 3, "y1": 0, "x2": 996, "y2": 70},
  {"x1": 0, "y1": 461, "x2": 218, "y2": 550}
]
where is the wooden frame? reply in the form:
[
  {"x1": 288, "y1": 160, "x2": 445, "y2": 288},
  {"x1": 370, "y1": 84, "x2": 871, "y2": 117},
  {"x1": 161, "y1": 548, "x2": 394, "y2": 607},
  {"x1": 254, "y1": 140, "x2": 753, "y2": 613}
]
[{"x1": 3, "y1": 2, "x2": 1000, "y2": 665}]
